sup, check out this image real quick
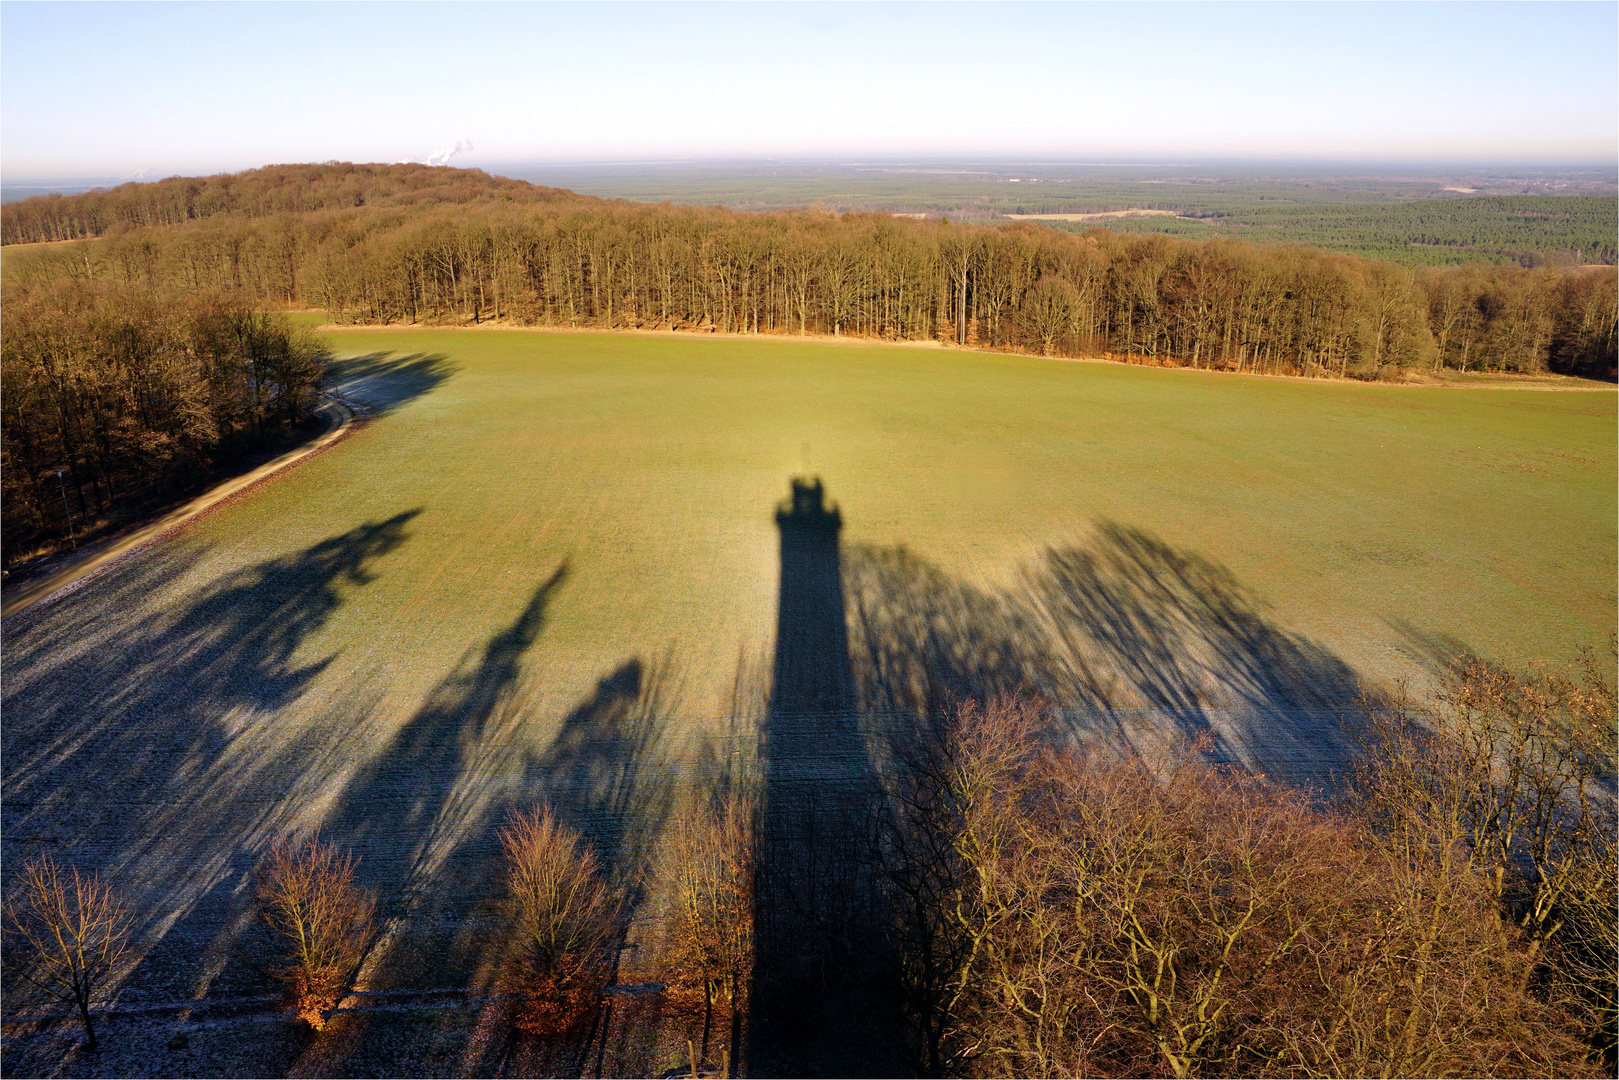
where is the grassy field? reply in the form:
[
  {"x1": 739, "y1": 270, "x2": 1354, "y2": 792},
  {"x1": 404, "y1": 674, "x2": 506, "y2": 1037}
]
[
  {"x1": 3, "y1": 329, "x2": 1612, "y2": 1073},
  {"x1": 77, "y1": 329, "x2": 1613, "y2": 710},
  {"x1": 316, "y1": 328, "x2": 1608, "y2": 689}
]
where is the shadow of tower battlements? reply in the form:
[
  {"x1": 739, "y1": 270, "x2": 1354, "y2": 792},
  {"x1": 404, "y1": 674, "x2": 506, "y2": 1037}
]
[{"x1": 769, "y1": 477, "x2": 857, "y2": 725}]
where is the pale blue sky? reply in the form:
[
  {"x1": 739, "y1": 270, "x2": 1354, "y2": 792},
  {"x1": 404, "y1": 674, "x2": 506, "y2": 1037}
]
[{"x1": 2, "y1": 1, "x2": 1614, "y2": 179}]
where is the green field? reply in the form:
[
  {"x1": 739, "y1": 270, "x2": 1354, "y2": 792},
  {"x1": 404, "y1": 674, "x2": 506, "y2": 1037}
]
[
  {"x1": 3, "y1": 330, "x2": 1613, "y2": 1065},
  {"x1": 28, "y1": 327, "x2": 1615, "y2": 728},
  {"x1": 322, "y1": 328, "x2": 1611, "y2": 697}
]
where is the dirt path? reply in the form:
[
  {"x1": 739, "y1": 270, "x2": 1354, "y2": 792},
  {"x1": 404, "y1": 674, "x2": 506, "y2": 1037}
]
[{"x1": 0, "y1": 395, "x2": 362, "y2": 620}]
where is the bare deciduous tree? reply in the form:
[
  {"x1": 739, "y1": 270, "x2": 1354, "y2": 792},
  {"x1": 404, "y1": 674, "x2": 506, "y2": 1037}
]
[
  {"x1": 1353, "y1": 643, "x2": 1618, "y2": 1070},
  {"x1": 885, "y1": 694, "x2": 1604, "y2": 1078},
  {"x1": 4, "y1": 855, "x2": 134, "y2": 1049},
  {"x1": 254, "y1": 833, "x2": 376, "y2": 1030},
  {"x1": 1021, "y1": 274, "x2": 1080, "y2": 356},
  {"x1": 664, "y1": 794, "x2": 755, "y2": 1073},
  {"x1": 499, "y1": 804, "x2": 622, "y2": 1037}
]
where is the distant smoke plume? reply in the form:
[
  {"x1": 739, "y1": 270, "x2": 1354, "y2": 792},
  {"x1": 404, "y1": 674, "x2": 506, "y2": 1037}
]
[
  {"x1": 392, "y1": 139, "x2": 474, "y2": 167},
  {"x1": 423, "y1": 139, "x2": 474, "y2": 167}
]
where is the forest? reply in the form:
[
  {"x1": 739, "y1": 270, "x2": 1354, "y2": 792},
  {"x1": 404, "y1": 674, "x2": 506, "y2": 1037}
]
[
  {"x1": 0, "y1": 162, "x2": 572, "y2": 243},
  {"x1": 0, "y1": 282, "x2": 325, "y2": 566},
  {"x1": 488, "y1": 161, "x2": 1617, "y2": 268},
  {"x1": 1043, "y1": 195, "x2": 1618, "y2": 268},
  {"x1": 4, "y1": 164, "x2": 1614, "y2": 380},
  {"x1": 2, "y1": 163, "x2": 1614, "y2": 564}
]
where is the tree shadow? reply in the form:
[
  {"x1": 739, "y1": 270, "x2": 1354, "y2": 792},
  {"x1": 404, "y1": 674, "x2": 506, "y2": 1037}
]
[
  {"x1": 1029, "y1": 524, "x2": 1365, "y2": 782},
  {"x1": 843, "y1": 521, "x2": 1368, "y2": 787},
  {"x1": 1, "y1": 511, "x2": 421, "y2": 1011},
  {"x1": 521, "y1": 657, "x2": 679, "y2": 894},
  {"x1": 1386, "y1": 618, "x2": 1478, "y2": 681},
  {"x1": 486, "y1": 658, "x2": 681, "y2": 1079},
  {"x1": 844, "y1": 542, "x2": 1054, "y2": 751},
  {"x1": 313, "y1": 562, "x2": 571, "y2": 996},
  {"x1": 279, "y1": 563, "x2": 669, "y2": 1078},
  {"x1": 290, "y1": 614, "x2": 680, "y2": 1077},
  {"x1": 816, "y1": 518, "x2": 1377, "y2": 1075},
  {"x1": 326, "y1": 352, "x2": 457, "y2": 414}
]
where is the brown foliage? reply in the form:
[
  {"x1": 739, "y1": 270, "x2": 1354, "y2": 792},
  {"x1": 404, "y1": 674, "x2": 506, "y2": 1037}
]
[
  {"x1": 498, "y1": 804, "x2": 622, "y2": 1037},
  {"x1": 6, "y1": 170, "x2": 1609, "y2": 382},
  {"x1": 253, "y1": 833, "x2": 376, "y2": 1029},
  {"x1": 1353, "y1": 643, "x2": 1618, "y2": 1069},
  {"x1": 1, "y1": 279, "x2": 327, "y2": 564},
  {"x1": 663, "y1": 794, "x2": 755, "y2": 1068},
  {"x1": 0, "y1": 162, "x2": 576, "y2": 244},
  {"x1": 893, "y1": 695, "x2": 1603, "y2": 1078},
  {"x1": 3, "y1": 855, "x2": 134, "y2": 1048}
]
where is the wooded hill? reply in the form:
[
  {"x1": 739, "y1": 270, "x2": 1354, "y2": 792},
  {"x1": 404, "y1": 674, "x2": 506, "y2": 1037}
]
[
  {"x1": 5, "y1": 164, "x2": 1613, "y2": 383},
  {"x1": 0, "y1": 162, "x2": 574, "y2": 244}
]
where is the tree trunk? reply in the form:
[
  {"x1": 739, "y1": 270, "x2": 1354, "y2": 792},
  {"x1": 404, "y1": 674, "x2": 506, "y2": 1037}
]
[
  {"x1": 77, "y1": 996, "x2": 98, "y2": 1050},
  {"x1": 702, "y1": 982, "x2": 714, "y2": 1062}
]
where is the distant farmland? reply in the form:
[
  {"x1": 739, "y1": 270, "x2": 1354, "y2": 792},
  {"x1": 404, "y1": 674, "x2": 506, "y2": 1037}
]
[{"x1": 3, "y1": 329, "x2": 1612, "y2": 1073}]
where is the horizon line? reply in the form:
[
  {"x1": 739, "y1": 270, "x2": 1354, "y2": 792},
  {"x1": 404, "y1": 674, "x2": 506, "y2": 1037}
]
[{"x1": 5, "y1": 154, "x2": 1618, "y2": 189}]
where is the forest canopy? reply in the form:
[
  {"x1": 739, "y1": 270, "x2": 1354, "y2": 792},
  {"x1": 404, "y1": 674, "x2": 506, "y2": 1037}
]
[
  {"x1": 0, "y1": 162, "x2": 576, "y2": 244},
  {"x1": 4, "y1": 164, "x2": 1613, "y2": 383},
  {"x1": 0, "y1": 281, "x2": 326, "y2": 566}
]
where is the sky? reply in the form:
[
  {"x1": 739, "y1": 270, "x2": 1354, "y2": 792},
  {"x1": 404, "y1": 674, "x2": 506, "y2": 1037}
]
[{"x1": 2, "y1": 0, "x2": 1615, "y2": 180}]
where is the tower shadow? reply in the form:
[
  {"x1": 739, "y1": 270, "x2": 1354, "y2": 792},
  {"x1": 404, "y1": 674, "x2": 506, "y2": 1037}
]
[
  {"x1": 750, "y1": 478, "x2": 902, "y2": 1077},
  {"x1": 770, "y1": 477, "x2": 856, "y2": 721}
]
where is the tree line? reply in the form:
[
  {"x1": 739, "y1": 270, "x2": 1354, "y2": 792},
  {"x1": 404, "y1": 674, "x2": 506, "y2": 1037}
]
[
  {"x1": 0, "y1": 280, "x2": 326, "y2": 566},
  {"x1": 5, "y1": 165, "x2": 1613, "y2": 380}
]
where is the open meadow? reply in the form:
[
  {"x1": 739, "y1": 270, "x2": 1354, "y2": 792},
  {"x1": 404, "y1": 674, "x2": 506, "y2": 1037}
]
[{"x1": 3, "y1": 329, "x2": 1613, "y2": 1074}]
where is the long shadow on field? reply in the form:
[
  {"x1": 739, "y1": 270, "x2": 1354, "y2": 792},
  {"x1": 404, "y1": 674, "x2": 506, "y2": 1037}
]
[
  {"x1": 843, "y1": 521, "x2": 1366, "y2": 785},
  {"x1": 282, "y1": 564, "x2": 577, "y2": 1077},
  {"x1": 523, "y1": 658, "x2": 678, "y2": 894},
  {"x1": 486, "y1": 658, "x2": 680, "y2": 1079},
  {"x1": 396, "y1": 659, "x2": 679, "y2": 1080},
  {"x1": 750, "y1": 478, "x2": 904, "y2": 1078},
  {"x1": 1032, "y1": 523, "x2": 1364, "y2": 780},
  {"x1": 1386, "y1": 619, "x2": 1478, "y2": 682},
  {"x1": 804, "y1": 520, "x2": 1368, "y2": 1074},
  {"x1": 844, "y1": 544, "x2": 1052, "y2": 739},
  {"x1": 320, "y1": 563, "x2": 570, "y2": 964},
  {"x1": 327, "y1": 351, "x2": 456, "y2": 414},
  {"x1": 0, "y1": 511, "x2": 420, "y2": 1009},
  {"x1": 298, "y1": 581, "x2": 679, "y2": 1078}
]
